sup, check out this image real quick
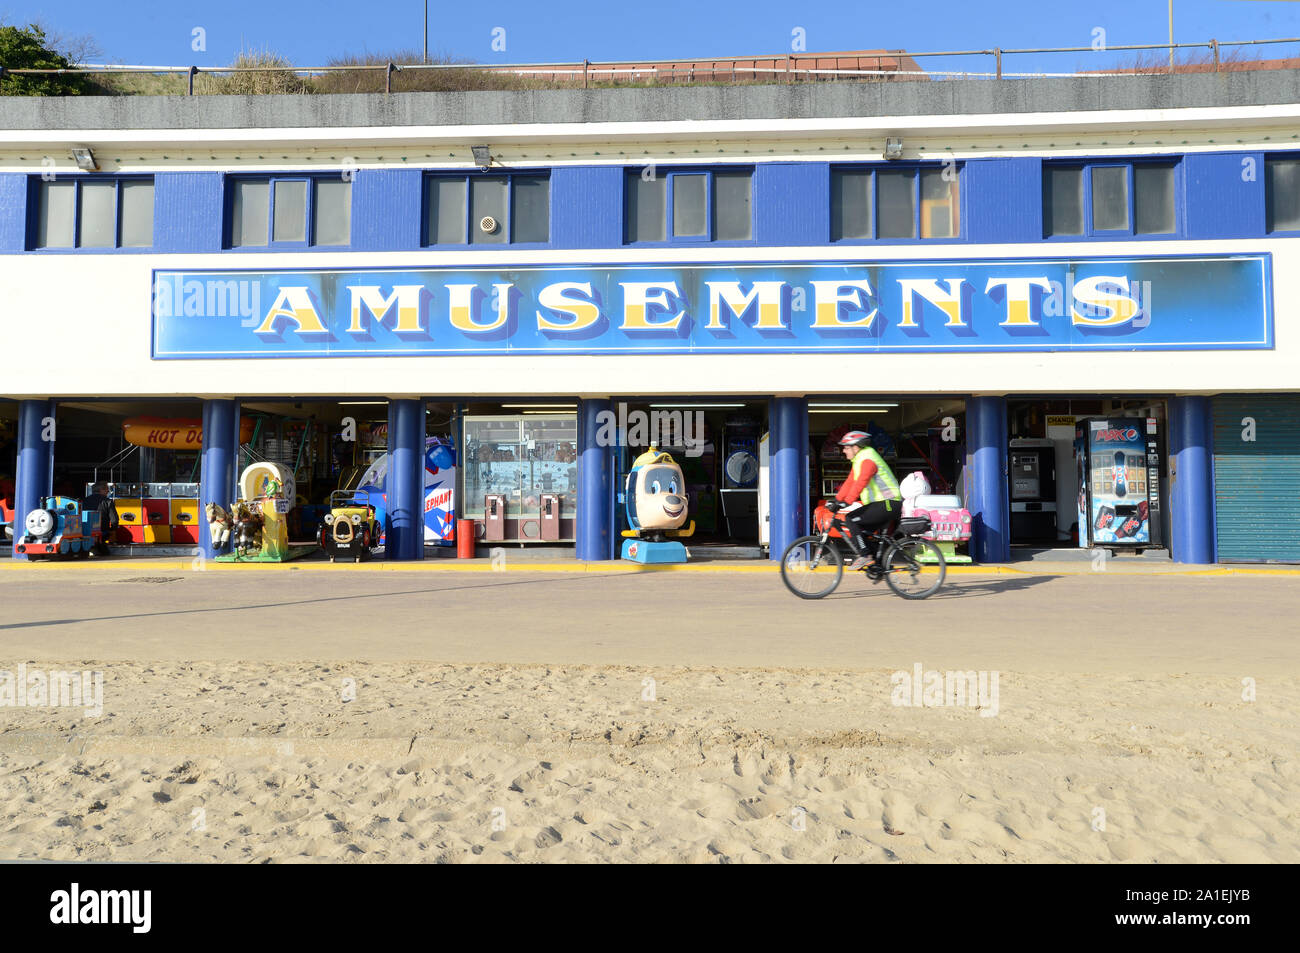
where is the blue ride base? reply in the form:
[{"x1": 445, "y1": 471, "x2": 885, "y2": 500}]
[{"x1": 621, "y1": 538, "x2": 688, "y2": 564}]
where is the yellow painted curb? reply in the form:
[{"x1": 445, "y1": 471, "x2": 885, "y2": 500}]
[{"x1": 3, "y1": 557, "x2": 1297, "y2": 576}]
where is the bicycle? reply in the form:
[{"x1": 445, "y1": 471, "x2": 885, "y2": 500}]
[{"x1": 780, "y1": 503, "x2": 947, "y2": 600}]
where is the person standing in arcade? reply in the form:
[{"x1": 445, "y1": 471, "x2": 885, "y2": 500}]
[{"x1": 82, "y1": 481, "x2": 116, "y2": 557}]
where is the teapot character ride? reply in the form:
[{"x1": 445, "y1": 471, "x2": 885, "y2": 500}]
[
  {"x1": 216, "y1": 462, "x2": 301, "y2": 562},
  {"x1": 620, "y1": 448, "x2": 694, "y2": 563}
]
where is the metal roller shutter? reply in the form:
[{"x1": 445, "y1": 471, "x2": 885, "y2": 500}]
[{"x1": 1213, "y1": 396, "x2": 1300, "y2": 562}]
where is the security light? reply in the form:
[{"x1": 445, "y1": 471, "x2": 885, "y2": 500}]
[
  {"x1": 883, "y1": 138, "x2": 904, "y2": 160},
  {"x1": 70, "y1": 146, "x2": 98, "y2": 171},
  {"x1": 471, "y1": 145, "x2": 492, "y2": 169}
]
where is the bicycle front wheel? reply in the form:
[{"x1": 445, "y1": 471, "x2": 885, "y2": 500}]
[
  {"x1": 780, "y1": 535, "x2": 844, "y2": 599},
  {"x1": 883, "y1": 537, "x2": 947, "y2": 600}
]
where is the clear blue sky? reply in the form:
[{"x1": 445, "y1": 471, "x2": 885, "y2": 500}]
[{"x1": 4, "y1": 0, "x2": 1299, "y2": 74}]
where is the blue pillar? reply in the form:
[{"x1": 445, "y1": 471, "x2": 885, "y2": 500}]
[
  {"x1": 13, "y1": 399, "x2": 54, "y2": 560},
  {"x1": 966, "y1": 397, "x2": 1009, "y2": 564},
  {"x1": 385, "y1": 399, "x2": 425, "y2": 561},
  {"x1": 577, "y1": 398, "x2": 613, "y2": 561},
  {"x1": 768, "y1": 397, "x2": 809, "y2": 560},
  {"x1": 199, "y1": 399, "x2": 240, "y2": 557},
  {"x1": 1168, "y1": 396, "x2": 1215, "y2": 564}
]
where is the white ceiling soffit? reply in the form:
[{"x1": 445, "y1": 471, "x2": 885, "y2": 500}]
[{"x1": 3, "y1": 104, "x2": 1300, "y2": 151}]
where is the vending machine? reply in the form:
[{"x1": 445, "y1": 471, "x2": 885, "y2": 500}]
[{"x1": 1074, "y1": 418, "x2": 1163, "y2": 551}]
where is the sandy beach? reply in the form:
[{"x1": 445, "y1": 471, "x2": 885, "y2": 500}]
[{"x1": 1, "y1": 656, "x2": 1295, "y2": 863}]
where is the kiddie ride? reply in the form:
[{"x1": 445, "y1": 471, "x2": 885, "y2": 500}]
[
  {"x1": 319, "y1": 490, "x2": 382, "y2": 563},
  {"x1": 620, "y1": 448, "x2": 695, "y2": 564},
  {"x1": 14, "y1": 497, "x2": 103, "y2": 560},
  {"x1": 214, "y1": 462, "x2": 314, "y2": 563}
]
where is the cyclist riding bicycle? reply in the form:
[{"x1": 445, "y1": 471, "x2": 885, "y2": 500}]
[{"x1": 825, "y1": 430, "x2": 901, "y2": 572}]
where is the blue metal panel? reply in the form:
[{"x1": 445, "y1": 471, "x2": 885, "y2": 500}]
[
  {"x1": 13, "y1": 400, "x2": 55, "y2": 560},
  {"x1": 0, "y1": 174, "x2": 28, "y2": 252},
  {"x1": 1212, "y1": 395, "x2": 1300, "y2": 562},
  {"x1": 768, "y1": 397, "x2": 809, "y2": 560},
  {"x1": 352, "y1": 169, "x2": 421, "y2": 251},
  {"x1": 964, "y1": 158, "x2": 1041, "y2": 244},
  {"x1": 755, "y1": 163, "x2": 828, "y2": 246},
  {"x1": 576, "y1": 398, "x2": 614, "y2": 560},
  {"x1": 552, "y1": 167, "x2": 622, "y2": 248},
  {"x1": 1185, "y1": 152, "x2": 1264, "y2": 240},
  {"x1": 966, "y1": 396, "x2": 1009, "y2": 563},
  {"x1": 1168, "y1": 396, "x2": 1215, "y2": 563},
  {"x1": 385, "y1": 398, "x2": 425, "y2": 560},
  {"x1": 154, "y1": 172, "x2": 224, "y2": 253},
  {"x1": 199, "y1": 399, "x2": 240, "y2": 557}
]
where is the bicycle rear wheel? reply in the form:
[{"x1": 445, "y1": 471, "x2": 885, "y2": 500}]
[
  {"x1": 780, "y1": 535, "x2": 844, "y2": 599},
  {"x1": 883, "y1": 537, "x2": 947, "y2": 600}
]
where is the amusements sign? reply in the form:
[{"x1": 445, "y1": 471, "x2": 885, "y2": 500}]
[{"x1": 151, "y1": 255, "x2": 1272, "y2": 358}]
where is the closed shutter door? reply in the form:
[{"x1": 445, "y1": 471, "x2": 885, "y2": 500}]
[{"x1": 1213, "y1": 396, "x2": 1300, "y2": 562}]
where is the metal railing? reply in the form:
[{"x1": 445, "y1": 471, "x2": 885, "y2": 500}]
[{"x1": 2, "y1": 36, "x2": 1299, "y2": 94}]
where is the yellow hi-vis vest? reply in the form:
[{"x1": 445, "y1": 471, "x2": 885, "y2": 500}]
[{"x1": 852, "y1": 446, "x2": 900, "y2": 504}]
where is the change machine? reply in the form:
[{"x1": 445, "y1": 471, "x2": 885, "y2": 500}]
[
  {"x1": 1008, "y1": 439, "x2": 1057, "y2": 541},
  {"x1": 1075, "y1": 417, "x2": 1163, "y2": 552}
]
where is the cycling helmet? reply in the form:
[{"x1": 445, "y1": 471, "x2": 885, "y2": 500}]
[{"x1": 837, "y1": 430, "x2": 872, "y2": 449}]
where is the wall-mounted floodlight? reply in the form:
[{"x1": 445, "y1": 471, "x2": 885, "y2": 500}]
[
  {"x1": 471, "y1": 145, "x2": 492, "y2": 169},
  {"x1": 883, "y1": 138, "x2": 904, "y2": 160},
  {"x1": 70, "y1": 146, "x2": 98, "y2": 171}
]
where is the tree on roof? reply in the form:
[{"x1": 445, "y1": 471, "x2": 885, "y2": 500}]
[{"x1": 0, "y1": 21, "x2": 93, "y2": 95}]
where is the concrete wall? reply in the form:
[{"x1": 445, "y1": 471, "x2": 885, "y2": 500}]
[{"x1": 3, "y1": 71, "x2": 1300, "y2": 131}]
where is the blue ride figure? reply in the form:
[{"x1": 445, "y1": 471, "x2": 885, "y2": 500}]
[{"x1": 620, "y1": 448, "x2": 695, "y2": 563}]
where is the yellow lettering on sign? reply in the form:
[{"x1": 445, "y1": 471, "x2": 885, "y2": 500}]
[
  {"x1": 897, "y1": 279, "x2": 969, "y2": 328},
  {"x1": 447, "y1": 283, "x2": 514, "y2": 332},
  {"x1": 255, "y1": 287, "x2": 327, "y2": 335},
  {"x1": 1071, "y1": 275, "x2": 1140, "y2": 327},
  {"x1": 620, "y1": 282, "x2": 686, "y2": 331},
  {"x1": 704, "y1": 281, "x2": 788, "y2": 330},
  {"x1": 536, "y1": 282, "x2": 602, "y2": 333},
  {"x1": 347, "y1": 285, "x2": 426, "y2": 334},
  {"x1": 809, "y1": 280, "x2": 877, "y2": 329},
  {"x1": 984, "y1": 277, "x2": 1053, "y2": 327}
]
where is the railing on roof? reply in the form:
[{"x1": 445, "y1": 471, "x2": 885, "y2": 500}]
[{"x1": 3, "y1": 36, "x2": 1300, "y2": 94}]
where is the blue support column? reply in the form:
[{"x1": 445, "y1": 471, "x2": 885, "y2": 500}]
[
  {"x1": 966, "y1": 397, "x2": 1010, "y2": 564},
  {"x1": 768, "y1": 397, "x2": 809, "y2": 560},
  {"x1": 199, "y1": 399, "x2": 240, "y2": 558},
  {"x1": 577, "y1": 398, "x2": 613, "y2": 561},
  {"x1": 13, "y1": 399, "x2": 54, "y2": 560},
  {"x1": 1168, "y1": 396, "x2": 1215, "y2": 564},
  {"x1": 385, "y1": 399, "x2": 425, "y2": 561}
]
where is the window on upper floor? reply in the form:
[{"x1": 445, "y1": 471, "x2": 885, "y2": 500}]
[
  {"x1": 1265, "y1": 156, "x2": 1300, "y2": 232},
  {"x1": 831, "y1": 165, "x2": 961, "y2": 241},
  {"x1": 228, "y1": 176, "x2": 351, "y2": 248},
  {"x1": 1042, "y1": 161, "x2": 1178, "y2": 238},
  {"x1": 33, "y1": 177, "x2": 154, "y2": 249},
  {"x1": 624, "y1": 168, "x2": 753, "y2": 243},
  {"x1": 424, "y1": 173, "x2": 550, "y2": 245}
]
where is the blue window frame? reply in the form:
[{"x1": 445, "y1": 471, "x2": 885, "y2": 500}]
[
  {"x1": 1264, "y1": 154, "x2": 1300, "y2": 233},
  {"x1": 28, "y1": 176, "x2": 155, "y2": 250},
  {"x1": 226, "y1": 175, "x2": 352, "y2": 249},
  {"x1": 623, "y1": 167, "x2": 754, "y2": 244},
  {"x1": 830, "y1": 164, "x2": 963, "y2": 242},
  {"x1": 422, "y1": 172, "x2": 550, "y2": 246},
  {"x1": 1042, "y1": 159, "x2": 1181, "y2": 239}
]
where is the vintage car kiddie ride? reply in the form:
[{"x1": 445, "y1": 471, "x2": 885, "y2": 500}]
[
  {"x1": 15, "y1": 496, "x2": 103, "y2": 559},
  {"x1": 319, "y1": 490, "x2": 382, "y2": 563}
]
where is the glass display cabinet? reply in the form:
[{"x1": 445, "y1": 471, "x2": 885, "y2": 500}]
[{"x1": 462, "y1": 414, "x2": 578, "y2": 541}]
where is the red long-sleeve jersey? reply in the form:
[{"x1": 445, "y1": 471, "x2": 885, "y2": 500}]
[{"x1": 835, "y1": 456, "x2": 877, "y2": 504}]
